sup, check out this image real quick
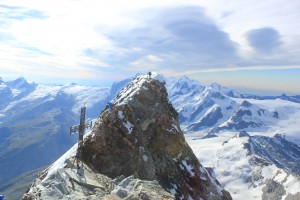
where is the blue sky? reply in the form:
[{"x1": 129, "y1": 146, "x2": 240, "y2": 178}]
[{"x1": 0, "y1": 0, "x2": 299, "y2": 95}]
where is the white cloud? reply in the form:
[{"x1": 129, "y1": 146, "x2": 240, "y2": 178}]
[
  {"x1": 130, "y1": 54, "x2": 164, "y2": 69},
  {"x1": 197, "y1": 0, "x2": 300, "y2": 58},
  {"x1": 0, "y1": 0, "x2": 299, "y2": 92}
]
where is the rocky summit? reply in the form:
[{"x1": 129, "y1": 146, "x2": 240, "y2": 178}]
[{"x1": 23, "y1": 75, "x2": 231, "y2": 200}]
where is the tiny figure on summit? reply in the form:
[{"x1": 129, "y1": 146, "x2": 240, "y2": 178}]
[
  {"x1": 107, "y1": 102, "x2": 115, "y2": 111},
  {"x1": 148, "y1": 71, "x2": 152, "y2": 78}
]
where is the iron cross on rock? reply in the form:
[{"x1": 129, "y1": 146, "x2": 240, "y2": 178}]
[{"x1": 70, "y1": 106, "x2": 92, "y2": 168}]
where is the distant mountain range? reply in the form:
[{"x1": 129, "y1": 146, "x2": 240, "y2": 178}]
[
  {"x1": 0, "y1": 77, "x2": 110, "y2": 185},
  {"x1": 0, "y1": 74, "x2": 299, "y2": 199},
  {"x1": 165, "y1": 75, "x2": 300, "y2": 143}
]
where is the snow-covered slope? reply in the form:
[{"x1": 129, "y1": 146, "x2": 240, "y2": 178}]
[
  {"x1": 164, "y1": 75, "x2": 300, "y2": 199},
  {"x1": 210, "y1": 100, "x2": 280, "y2": 134},
  {"x1": 1, "y1": 82, "x2": 109, "y2": 119},
  {"x1": 164, "y1": 75, "x2": 300, "y2": 146},
  {"x1": 221, "y1": 98, "x2": 300, "y2": 146},
  {"x1": 186, "y1": 132, "x2": 300, "y2": 200}
]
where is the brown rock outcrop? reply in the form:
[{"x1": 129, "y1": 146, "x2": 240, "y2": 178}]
[{"x1": 81, "y1": 75, "x2": 231, "y2": 200}]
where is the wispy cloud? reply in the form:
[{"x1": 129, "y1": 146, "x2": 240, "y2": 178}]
[
  {"x1": 130, "y1": 54, "x2": 164, "y2": 70},
  {"x1": 0, "y1": 4, "x2": 47, "y2": 21},
  {"x1": 96, "y1": 6, "x2": 240, "y2": 75},
  {"x1": 0, "y1": 0, "x2": 299, "y2": 93},
  {"x1": 245, "y1": 27, "x2": 282, "y2": 52},
  {"x1": 182, "y1": 65, "x2": 300, "y2": 74}
]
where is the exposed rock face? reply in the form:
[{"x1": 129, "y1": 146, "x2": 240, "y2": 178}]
[
  {"x1": 81, "y1": 75, "x2": 231, "y2": 199},
  {"x1": 22, "y1": 157, "x2": 174, "y2": 200},
  {"x1": 249, "y1": 134, "x2": 300, "y2": 175},
  {"x1": 188, "y1": 106, "x2": 223, "y2": 131},
  {"x1": 22, "y1": 75, "x2": 231, "y2": 200},
  {"x1": 262, "y1": 179, "x2": 285, "y2": 200}
]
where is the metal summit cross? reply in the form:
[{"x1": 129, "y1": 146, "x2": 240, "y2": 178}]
[{"x1": 70, "y1": 106, "x2": 92, "y2": 168}]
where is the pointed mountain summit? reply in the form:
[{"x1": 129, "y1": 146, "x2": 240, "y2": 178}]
[
  {"x1": 6, "y1": 77, "x2": 36, "y2": 99},
  {"x1": 7, "y1": 77, "x2": 27, "y2": 87},
  {"x1": 169, "y1": 75, "x2": 205, "y2": 98},
  {"x1": 208, "y1": 82, "x2": 242, "y2": 98},
  {"x1": 82, "y1": 75, "x2": 231, "y2": 199},
  {"x1": 23, "y1": 74, "x2": 231, "y2": 199}
]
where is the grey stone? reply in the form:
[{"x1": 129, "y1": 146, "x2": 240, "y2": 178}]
[
  {"x1": 262, "y1": 179, "x2": 285, "y2": 200},
  {"x1": 115, "y1": 189, "x2": 128, "y2": 198}
]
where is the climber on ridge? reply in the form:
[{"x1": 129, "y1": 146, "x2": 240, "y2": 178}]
[
  {"x1": 148, "y1": 71, "x2": 152, "y2": 78},
  {"x1": 107, "y1": 102, "x2": 115, "y2": 111}
]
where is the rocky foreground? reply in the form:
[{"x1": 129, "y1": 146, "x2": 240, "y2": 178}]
[{"x1": 22, "y1": 75, "x2": 231, "y2": 199}]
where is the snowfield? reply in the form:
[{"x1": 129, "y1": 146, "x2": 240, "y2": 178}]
[
  {"x1": 228, "y1": 97, "x2": 300, "y2": 146},
  {"x1": 186, "y1": 131, "x2": 300, "y2": 200}
]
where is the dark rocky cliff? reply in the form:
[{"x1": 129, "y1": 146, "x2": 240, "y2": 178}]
[{"x1": 81, "y1": 75, "x2": 231, "y2": 199}]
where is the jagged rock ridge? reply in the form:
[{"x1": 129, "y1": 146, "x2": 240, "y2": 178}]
[
  {"x1": 81, "y1": 75, "x2": 231, "y2": 199},
  {"x1": 23, "y1": 75, "x2": 231, "y2": 200},
  {"x1": 248, "y1": 134, "x2": 300, "y2": 175}
]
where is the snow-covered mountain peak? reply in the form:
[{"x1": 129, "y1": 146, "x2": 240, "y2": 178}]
[
  {"x1": 234, "y1": 131, "x2": 250, "y2": 138},
  {"x1": 241, "y1": 100, "x2": 252, "y2": 107},
  {"x1": 5, "y1": 77, "x2": 36, "y2": 98},
  {"x1": 114, "y1": 74, "x2": 151, "y2": 105},
  {"x1": 209, "y1": 82, "x2": 222, "y2": 91},
  {"x1": 203, "y1": 87, "x2": 225, "y2": 99},
  {"x1": 63, "y1": 82, "x2": 78, "y2": 87},
  {"x1": 178, "y1": 75, "x2": 190, "y2": 82},
  {"x1": 7, "y1": 77, "x2": 30, "y2": 88},
  {"x1": 208, "y1": 82, "x2": 242, "y2": 98},
  {"x1": 169, "y1": 75, "x2": 204, "y2": 98},
  {"x1": 280, "y1": 93, "x2": 288, "y2": 98},
  {"x1": 133, "y1": 71, "x2": 160, "y2": 79},
  {"x1": 177, "y1": 75, "x2": 201, "y2": 87}
]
